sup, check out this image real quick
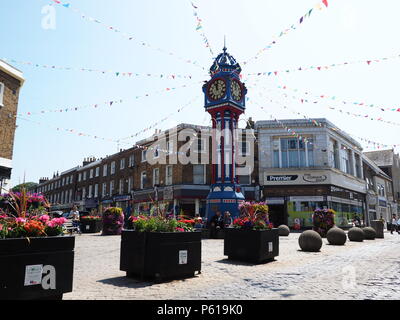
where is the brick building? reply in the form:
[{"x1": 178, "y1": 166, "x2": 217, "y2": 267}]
[
  {"x1": 32, "y1": 123, "x2": 259, "y2": 217},
  {"x1": 0, "y1": 60, "x2": 25, "y2": 191}
]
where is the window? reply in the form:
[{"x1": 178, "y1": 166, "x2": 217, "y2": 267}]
[
  {"x1": 94, "y1": 184, "x2": 99, "y2": 198},
  {"x1": 119, "y1": 179, "x2": 124, "y2": 194},
  {"x1": 111, "y1": 161, "x2": 116, "y2": 175},
  {"x1": 141, "y1": 150, "x2": 147, "y2": 162},
  {"x1": 110, "y1": 180, "x2": 115, "y2": 195},
  {"x1": 193, "y1": 164, "x2": 206, "y2": 184},
  {"x1": 0, "y1": 83, "x2": 4, "y2": 107},
  {"x1": 103, "y1": 164, "x2": 108, "y2": 176},
  {"x1": 120, "y1": 158, "x2": 125, "y2": 170},
  {"x1": 355, "y1": 154, "x2": 362, "y2": 178},
  {"x1": 153, "y1": 168, "x2": 160, "y2": 186},
  {"x1": 83, "y1": 171, "x2": 87, "y2": 181},
  {"x1": 95, "y1": 167, "x2": 100, "y2": 177},
  {"x1": 166, "y1": 165, "x2": 173, "y2": 185},
  {"x1": 128, "y1": 155, "x2": 135, "y2": 167},
  {"x1": 276, "y1": 138, "x2": 313, "y2": 168},
  {"x1": 340, "y1": 146, "x2": 351, "y2": 174},
  {"x1": 102, "y1": 183, "x2": 107, "y2": 197},
  {"x1": 62, "y1": 178, "x2": 65, "y2": 186},
  {"x1": 141, "y1": 172, "x2": 147, "y2": 189},
  {"x1": 78, "y1": 173, "x2": 82, "y2": 182},
  {"x1": 128, "y1": 176, "x2": 133, "y2": 192},
  {"x1": 88, "y1": 185, "x2": 93, "y2": 198},
  {"x1": 82, "y1": 187, "x2": 86, "y2": 200},
  {"x1": 70, "y1": 175, "x2": 73, "y2": 183},
  {"x1": 90, "y1": 169, "x2": 94, "y2": 179}
]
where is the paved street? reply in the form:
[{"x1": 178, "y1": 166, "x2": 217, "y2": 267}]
[{"x1": 64, "y1": 231, "x2": 400, "y2": 300}]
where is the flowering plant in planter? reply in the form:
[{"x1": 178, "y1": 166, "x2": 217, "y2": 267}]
[
  {"x1": 312, "y1": 208, "x2": 336, "y2": 237},
  {"x1": 102, "y1": 207, "x2": 124, "y2": 235},
  {"x1": 0, "y1": 188, "x2": 67, "y2": 239},
  {"x1": 128, "y1": 214, "x2": 195, "y2": 232},
  {"x1": 233, "y1": 201, "x2": 273, "y2": 230}
]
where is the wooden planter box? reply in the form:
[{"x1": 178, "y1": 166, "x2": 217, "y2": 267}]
[
  {"x1": 80, "y1": 220, "x2": 102, "y2": 233},
  {"x1": 0, "y1": 236, "x2": 75, "y2": 300},
  {"x1": 224, "y1": 228, "x2": 279, "y2": 264},
  {"x1": 120, "y1": 230, "x2": 201, "y2": 282}
]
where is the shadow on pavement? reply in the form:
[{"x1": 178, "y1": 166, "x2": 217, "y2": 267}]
[
  {"x1": 215, "y1": 258, "x2": 277, "y2": 266},
  {"x1": 97, "y1": 276, "x2": 154, "y2": 288}
]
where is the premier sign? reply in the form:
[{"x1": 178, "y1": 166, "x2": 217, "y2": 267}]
[{"x1": 266, "y1": 175, "x2": 298, "y2": 182}]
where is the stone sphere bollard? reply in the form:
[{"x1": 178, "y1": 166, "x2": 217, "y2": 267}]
[
  {"x1": 327, "y1": 227, "x2": 347, "y2": 245},
  {"x1": 362, "y1": 227, "x2": 376, "y2": 240},
  {"x1": 347, "y1": 227, "x2": 364, "y2": 242},
  {"x1": 278, "y1": 225, "x2": 290, "y2": 236},
  {"x1": 299, "y1": 230, "x2": 323, "y2": 252}
]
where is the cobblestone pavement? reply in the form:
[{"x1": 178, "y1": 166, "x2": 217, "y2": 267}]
[{"x1": 63, "y1": 231, "x2": 400, "y2": 300}]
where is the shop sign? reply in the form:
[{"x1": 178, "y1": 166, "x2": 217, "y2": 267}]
[
  {"x1": 303, "y1": 174, "x2": 327, "y2": 183},
  {"x1": 266, "y1": 175, "x2": 298, "y2": 182},
  {"x1": 113, "y1": 195, "x2": 131, "y2": 202}
]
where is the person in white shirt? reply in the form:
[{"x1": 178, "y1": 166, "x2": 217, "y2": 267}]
[{"x1": 390, "y1": 215, "x2": 397, "y2": 234}]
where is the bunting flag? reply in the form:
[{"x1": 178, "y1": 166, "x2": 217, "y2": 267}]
[
  {"x1": 1, "y1": 57, "x2": 202, "y2": 80},
  {"x1": 262, "y1": 84, "x2": 400, "y2": 127},
  {"x1": 275, "y1": 84, "x2": 400, "y2": 113},
  {"x1": 18, "y1": 81, "x2": 201, "y2": 116},
  {"x1": 50, "y1": 0, "x2": 205, "y2": 70},
  {"x1": 191, "y1": 1, "x2": 214, "y2": 56},
  {"x1": 251, "y1": 94, "x2": 400, "y2": 150},
  {"x1": 245, "y1": 53, "x2": 400, "y2": 78},
  {"x1": 117, "y1": 95, "x2": 201, "y2": 141},
  {"x1": 243, "y1": 0, "x2": 329, "y2": 66},
  {"x1": 16, "y1": 114, "x2": 202, "y2": 155}
]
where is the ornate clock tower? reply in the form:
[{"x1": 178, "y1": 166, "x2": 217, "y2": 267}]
[{"x1": 203, "y1": 46, "x2": 247, "y2": 220}]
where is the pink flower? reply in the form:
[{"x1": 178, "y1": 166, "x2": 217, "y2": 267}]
[
  {"x1": 46, "y1": 217, "x2": 67, "y2": 228},
  {"x1": 39, "y1": 215, "x2": 50, "y2": 223},
  {"x1": 175, "y1": 227, "x2": 185, "y2": 232},
  {"x1": 16, "y1": 217, "x2": 26, "y2": 224}
]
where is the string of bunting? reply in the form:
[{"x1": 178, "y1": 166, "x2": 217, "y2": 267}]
[
  {"x1": 243, "y1": 0, "x2": 329, "y2": 66},
  {"x1": 273, "y1": 101, "x2": 400, "y2": 150},
  {"x1": 191, "y1": 2, "x2": 214, "y2": 56},
  {"x1": 1, "y1": 57, "x2": 201, "y2": 80},
  {"x1": 272, "y1": 87, "x2": 400, "y2": 127},
  {"x1": 16, "y1": 114, "x2": 202, "y2": 155},
  {"x1": 50, "y1": 0, "x2": 205, "y2": 70},
  {"x1": 117, "y1": 95, "x2": 201, "y2": 141},
  {"x1": 251, "y1": 92, "x2": 400, "y2": 149},
  {"x1": 245, "y1": 53, "x2": 400, "y2": 78},
  {"x1": 274, "y1": 84, "x2": 400, "y2": 113},
  {"x1": 17, "y1": 81, "x2": 201, "y2": 116}
]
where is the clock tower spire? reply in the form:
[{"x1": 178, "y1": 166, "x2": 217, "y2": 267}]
[{"x1": 203, "y1": 47, "x2": 247, "y2": 220}]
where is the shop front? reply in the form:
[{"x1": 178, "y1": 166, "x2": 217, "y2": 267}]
[{"x1": 262, "y1": 170, "x2": 366, "y2": 229}]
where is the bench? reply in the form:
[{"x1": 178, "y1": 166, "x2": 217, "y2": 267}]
[{"x1": 63, "y1": 219, "x2": 81, "y2": 235}]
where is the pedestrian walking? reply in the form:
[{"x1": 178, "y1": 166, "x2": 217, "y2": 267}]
[{"x1": 390, "y1": 214, "x2": 397, "y2": 234}]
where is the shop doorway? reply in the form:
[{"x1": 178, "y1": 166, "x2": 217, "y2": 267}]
[{"x1": 268, "y1": 204, "x2": 286, "y2": 227}]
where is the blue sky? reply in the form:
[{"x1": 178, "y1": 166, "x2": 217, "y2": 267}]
[{"x1": 2, "y1": 0, "x2": 400, "y2": 187}]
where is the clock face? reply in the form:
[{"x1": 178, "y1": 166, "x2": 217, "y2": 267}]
[
  {"x1": 208, "y1": 79, "x2": 226, "y2": 100},
  {"x1": 230, "y1": 79, "x2": 242, "y2": 101}
]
